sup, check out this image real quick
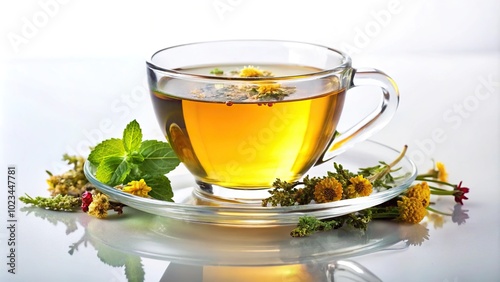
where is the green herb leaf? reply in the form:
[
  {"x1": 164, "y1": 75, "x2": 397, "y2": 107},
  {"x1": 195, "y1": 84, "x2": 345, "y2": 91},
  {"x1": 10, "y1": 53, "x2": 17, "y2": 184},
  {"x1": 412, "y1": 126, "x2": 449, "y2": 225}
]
[
  {"x1": 95, "y1": 241, "x2": 127, "y2": 267},
  {"x1": 210, "y1": 68, "x2": 224, "y2": 75},
  {"x1": 123, "y1": 120, "x2": 143, "y2": 153},
  {"x1": 87, "y1": 120, "x2": 180, "y2": 202},
  {"x1": 88, "y1": 138, "x2": 126, "y2": 165},
  {"x1": 95, "y1": 156, "x2": 131, "y2": 186},
  {"x1": 125, "y1": 256, "x2": 145, "y2": 282},
  {"x1": 138, "y1": 140, "x2": 180, "y2": 175},
  {"x1": 141, "y1": 174, "x2": 174, "y2": 201},
  {"x1": 127, "y1": 151, "x2": 145, "y2": 164}
]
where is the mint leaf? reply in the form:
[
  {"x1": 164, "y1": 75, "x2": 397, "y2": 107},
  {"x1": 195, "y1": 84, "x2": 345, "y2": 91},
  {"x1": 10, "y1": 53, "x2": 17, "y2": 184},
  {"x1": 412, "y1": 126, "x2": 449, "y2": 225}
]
[
  {"x1": 88, "y1": 138, "x2": 125, "y2": 165},
  {"x1": 95, "y1": 156, "x2": 131, "y2": 186},
  {"x1": 127, "y1": 151, "x2": 145, "y2": 164},
  {"x1": 125, "y1": 256, "x2": 145, "y2": 282},
  {"x1": 95, "y1": 241, "x2": 127, "y2": 267},
  {"x1": 123, "y1": 120, "x2": 143, "y2": 153},
  {"x1": 142, "y1": 174, "x2": 174, "y2": 201},
  {"x1": 87, "y1": 119, "x2": 180, "y2": 202},
  {"x1": 138, "y1": 140, "x2": 180, "y2": 175}
]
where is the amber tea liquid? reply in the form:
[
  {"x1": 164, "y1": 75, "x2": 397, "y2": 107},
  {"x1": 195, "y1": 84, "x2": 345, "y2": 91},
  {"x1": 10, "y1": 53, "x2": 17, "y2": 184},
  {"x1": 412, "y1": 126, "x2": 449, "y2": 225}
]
[{"x1": 151, "y1": 64, "x2": 345, "y2": 189}]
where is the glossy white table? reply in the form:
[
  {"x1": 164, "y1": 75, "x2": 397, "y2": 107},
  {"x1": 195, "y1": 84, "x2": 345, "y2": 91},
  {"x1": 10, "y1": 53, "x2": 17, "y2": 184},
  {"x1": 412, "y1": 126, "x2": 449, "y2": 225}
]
[{"x1": 1, "y1": 52, "x2": 498, "y2": 281}]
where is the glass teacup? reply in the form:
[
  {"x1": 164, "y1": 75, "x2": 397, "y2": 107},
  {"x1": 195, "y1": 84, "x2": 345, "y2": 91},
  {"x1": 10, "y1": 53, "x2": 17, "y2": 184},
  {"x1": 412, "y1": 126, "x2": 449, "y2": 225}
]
[{"x1": 146, "y1": 40, "x2": 399, "y2": 202}]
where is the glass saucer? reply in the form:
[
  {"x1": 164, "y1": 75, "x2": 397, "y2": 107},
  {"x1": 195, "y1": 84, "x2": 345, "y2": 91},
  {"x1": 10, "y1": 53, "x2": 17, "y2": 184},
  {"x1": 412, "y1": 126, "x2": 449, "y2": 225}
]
[{"x1": 83, "y1": 140, "x2": 417, "y2": 226}]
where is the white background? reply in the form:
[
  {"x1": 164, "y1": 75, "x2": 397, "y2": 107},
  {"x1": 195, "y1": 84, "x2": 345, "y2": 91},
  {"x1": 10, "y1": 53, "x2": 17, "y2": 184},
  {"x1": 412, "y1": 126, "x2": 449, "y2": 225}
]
[
  {"x1": 1, "y1": 0, "x2": 499, "y2": 59},
  {"x1": 1, "y1": 0, "x2": 499, "y2": 176}
]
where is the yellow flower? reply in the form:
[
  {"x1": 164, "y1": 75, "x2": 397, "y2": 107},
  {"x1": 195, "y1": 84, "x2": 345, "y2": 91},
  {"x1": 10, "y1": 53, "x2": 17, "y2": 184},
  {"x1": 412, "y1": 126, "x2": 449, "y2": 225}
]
[
  {"x1": 122, "y1": 179, "x2": 152, "y2": 198},
  {"x1": 313, "y1": 177, "x2": 343, "y2": 203},
  {"x1": 88, "y1": 193, "x2": 110, "y2": 219},
  {"x1": 257, "y1": 83, "x2": 281, "y2": 96},
  {"x1": 396, "y1": 196, "x2": 427, "y2": 224},
  {"x1": 436, "y1": 162, "x2": 448, "y2": 182},
  {"x1": 239, "y1": 66, "x2": 264, "y2": 77},
  {"x1": 346, "y1": 175, "x2": 373, "y2": 198},
  {"x1": 405, "y1": 182, "x2": 431, "y2": 207}
]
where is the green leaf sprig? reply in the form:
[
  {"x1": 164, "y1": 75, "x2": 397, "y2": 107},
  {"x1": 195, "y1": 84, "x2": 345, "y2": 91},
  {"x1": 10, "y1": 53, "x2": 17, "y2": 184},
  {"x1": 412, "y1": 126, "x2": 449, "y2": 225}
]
[
  {"x1": 290, "y1": 212, "x2": 373, "y2": 237},
  {"x1": 88, "y1": 120, "x2": 180, "y2": 201}
]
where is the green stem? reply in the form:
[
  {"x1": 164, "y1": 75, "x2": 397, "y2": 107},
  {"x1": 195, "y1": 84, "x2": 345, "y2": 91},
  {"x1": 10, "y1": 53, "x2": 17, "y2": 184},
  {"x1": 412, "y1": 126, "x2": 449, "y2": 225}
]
[
  {"x1": 430, "y1": 189, "x2": 455, "y2": 196},
  {"x1": 415, "y1": 177, "x2": 455, "y2": 188},
  {"x1": 369, "y1": 206, "x2": 400, "y2": 219},
  {"x1": 416, "y1": 172, "x2": 437, "y2": 179},
  {"x1": 372, "y1": 213, "x2": 399, "y2": 219},
  {"x1": 368, "y1": 145, "x2": 408, "y2": 183},
  {"x1": 428, "y1": 185, "x2": 450, "y2": 192}
]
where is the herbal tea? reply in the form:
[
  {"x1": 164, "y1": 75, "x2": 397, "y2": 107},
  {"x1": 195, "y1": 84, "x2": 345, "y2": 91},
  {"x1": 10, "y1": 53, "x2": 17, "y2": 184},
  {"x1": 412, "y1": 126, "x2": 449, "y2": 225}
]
[{"x1": 151, "y1": 64, "x2": 345, "y2": 189}]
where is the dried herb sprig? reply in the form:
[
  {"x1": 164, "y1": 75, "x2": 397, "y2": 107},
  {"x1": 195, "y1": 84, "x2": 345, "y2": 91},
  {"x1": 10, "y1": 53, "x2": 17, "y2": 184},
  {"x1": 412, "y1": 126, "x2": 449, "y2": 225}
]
[
  {"x1": 291, "y1": 211, "x2": 373, "y2": 237},
  {"x1": 46, "y1": 154, "x2": 88, "y2": 197},
  {"x1": 262, "y1": 146, "x2": 407, "y2": 207},
  {"x1": 20, "y1": 194, "x2": 81, "y2": 211},
  {"x1": 358, "y1": 145, "x2": 408, "y2": 188},
  {"x1": 290, "y1": 193, "x2": 429, "y2": 237},
  {"x1": 261, "y1": 176, "x2": 319, "y2": 207}
]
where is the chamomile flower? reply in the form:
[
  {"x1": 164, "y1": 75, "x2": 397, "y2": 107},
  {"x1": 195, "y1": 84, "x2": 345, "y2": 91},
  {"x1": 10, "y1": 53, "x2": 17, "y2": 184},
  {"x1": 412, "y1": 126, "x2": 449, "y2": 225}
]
[
  {"x1": 313, "y1": 177, "x2": 343, "y2": 203},
  {"x1": 346, "y1": 175, "x2": 373, "y2": 198}
]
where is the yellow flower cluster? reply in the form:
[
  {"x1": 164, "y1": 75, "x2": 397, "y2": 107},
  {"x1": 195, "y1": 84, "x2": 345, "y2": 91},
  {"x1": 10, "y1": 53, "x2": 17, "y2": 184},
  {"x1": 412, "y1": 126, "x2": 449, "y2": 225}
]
[
  {"x1": 396, "y1": 181, "x2": 431, "y2": 224},
  {"x1": 313, "y1": 175, "x2": 372, "y2": 203},
  {"x1": 405, "y1": 182, "x2": 431, "y2": 208},
  {"x1": 122, "y1": 179, "x2": 152, "y2": 198},
  {"x1": 239, "y1": 66, "x2": 265, "y2": 77},
  {"x1": 88, "y1": 192, "x2": 110, "y2": 219},
  {"x1": 396, "y1": 196, "x2": 427, "y2": 224}
]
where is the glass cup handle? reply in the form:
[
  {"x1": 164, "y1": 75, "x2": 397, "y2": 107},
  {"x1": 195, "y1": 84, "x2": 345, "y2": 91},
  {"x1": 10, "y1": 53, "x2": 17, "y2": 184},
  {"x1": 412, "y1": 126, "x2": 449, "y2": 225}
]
[{"x1": 320, "y1": 68, "x2": 400, "y2": 163}]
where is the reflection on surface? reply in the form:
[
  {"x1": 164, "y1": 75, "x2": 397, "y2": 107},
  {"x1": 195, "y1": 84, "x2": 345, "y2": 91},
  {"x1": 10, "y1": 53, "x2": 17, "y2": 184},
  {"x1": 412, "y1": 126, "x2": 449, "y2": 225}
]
[
  {"x1": 451, "y1": 204, "x2": 469, "y2": 225},
  {"x1": 21, "y1": 207, "x2": 147, "y2": 281},
  {"x1": 20, "y1": 202, "x2": 468, "y2": 281},
  {"x1": 162, "y1": 263, "x2": 321, "y2": 282},
  {"x1": 423, "y1": 201, "x2": 470, "y2": 230},
  {"x1": 79, "y1": 208, "x2": 433, "y2": 266},
  {"x1": 161, "y1": 260, "x2": 383, "y2": 282}
]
